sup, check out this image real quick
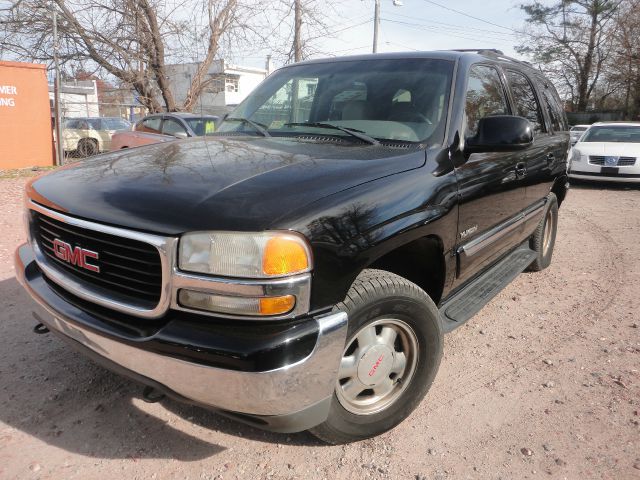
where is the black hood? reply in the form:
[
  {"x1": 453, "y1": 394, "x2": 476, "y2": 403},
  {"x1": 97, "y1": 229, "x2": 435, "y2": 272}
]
[{"x1": 28, "y1": 136, "x2": 426, "y2": 235}]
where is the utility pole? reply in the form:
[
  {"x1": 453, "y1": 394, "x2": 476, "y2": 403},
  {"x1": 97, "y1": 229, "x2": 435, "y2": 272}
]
[
  {"x1": 293, "y1": 0, "x2": 302, "y2": 62},
  {"x1": 52, "y1": 1, "x2": 64, "y2": 166},
  {"x1": 373, "y1": 0, "x2": 380, "y2": 53}
]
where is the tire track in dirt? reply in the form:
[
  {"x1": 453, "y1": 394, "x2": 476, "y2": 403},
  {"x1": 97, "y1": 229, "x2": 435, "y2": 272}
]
[{"x1": 420, "y1": 204, "x2": 628, "y2": 413}]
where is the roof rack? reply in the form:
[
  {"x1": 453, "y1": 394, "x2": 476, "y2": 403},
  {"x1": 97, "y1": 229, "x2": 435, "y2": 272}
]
[
  {"x1": 452, "y1": 49, "x2": 537, "y2": 69},
  {"x1": 451, "y1": 49, "x2": 504, "y2": 55}
]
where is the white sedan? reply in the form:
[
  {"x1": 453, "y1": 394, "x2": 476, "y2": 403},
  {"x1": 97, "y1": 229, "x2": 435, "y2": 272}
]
[{"x1": 568, "y1": 122, "x2": 640, "y2": 183}]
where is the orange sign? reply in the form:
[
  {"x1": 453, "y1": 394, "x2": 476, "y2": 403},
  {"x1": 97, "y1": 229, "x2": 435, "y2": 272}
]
[{"x1": 0, "y1": 61, "x2": 54, "y2": 169}]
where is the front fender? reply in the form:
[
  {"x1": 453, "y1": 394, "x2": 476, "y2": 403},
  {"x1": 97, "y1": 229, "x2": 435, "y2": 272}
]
[{"x1": 277, "y1": 148, "x2": 459, "y2": 310}]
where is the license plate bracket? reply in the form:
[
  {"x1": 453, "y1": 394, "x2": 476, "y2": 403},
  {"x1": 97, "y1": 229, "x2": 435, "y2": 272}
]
[{"x1": 601, "y1": 167, "x2": 619, "y2": 175}]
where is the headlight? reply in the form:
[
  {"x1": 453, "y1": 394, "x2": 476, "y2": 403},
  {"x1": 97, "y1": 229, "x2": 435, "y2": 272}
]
[
  {"x1": 571, "y1": 148, "x2": 582, "y2": 163},
  {"x1": 179, "y1": 231, "x2": 312, "y2": 278}
]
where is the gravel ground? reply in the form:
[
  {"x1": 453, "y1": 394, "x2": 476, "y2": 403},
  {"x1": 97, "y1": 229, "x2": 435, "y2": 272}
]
[{"x1": 0, "y1": 176, "x2": 639, "y2": 480}]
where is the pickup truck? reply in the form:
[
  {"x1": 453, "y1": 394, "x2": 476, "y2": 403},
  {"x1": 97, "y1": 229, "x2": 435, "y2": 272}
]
[
  {"x1": 16, "y1": 50, "x2": 569, "y2": 444},
  {"x1": 110, "y1": 113, "x2": 219, "y2": 150}
]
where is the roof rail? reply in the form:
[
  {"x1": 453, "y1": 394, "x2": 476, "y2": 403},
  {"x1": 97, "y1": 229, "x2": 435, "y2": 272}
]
[{"x1": 451, "y1": 49, "x2": 504, "y2": 55}]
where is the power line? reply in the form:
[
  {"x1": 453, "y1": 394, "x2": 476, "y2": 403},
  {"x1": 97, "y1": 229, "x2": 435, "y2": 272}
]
[
  {"x1": 384, "y1": 10, "x2": 518, "y2": 37},
  {"x1": 381, "y1": 17, "x2": 516, "y2": 42},
  {"x1": 380, "y1": 18, "x2": 510, "y2": 47},
  {"x1": 419, "y1": 0, "x2": 518, "y2": 33}
]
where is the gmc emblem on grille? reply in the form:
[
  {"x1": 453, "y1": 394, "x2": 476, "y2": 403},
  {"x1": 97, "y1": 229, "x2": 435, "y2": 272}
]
[{"x1": 52, "y1": 238, "x2": 100, "y2": 273}]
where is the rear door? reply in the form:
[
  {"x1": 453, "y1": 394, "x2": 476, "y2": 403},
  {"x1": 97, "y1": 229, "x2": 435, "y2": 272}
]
[
  {"x1": 454, "y1": 64, "x2": 528, "y2": 285},
  {"x1": 504, "y1": 69, "x2": 552, "y2": 213}
]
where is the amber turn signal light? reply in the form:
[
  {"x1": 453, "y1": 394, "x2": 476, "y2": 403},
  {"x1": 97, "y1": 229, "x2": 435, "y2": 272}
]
[
  {"x1": 259, "y1": 295, "x2": 296, "y2": 315},
  {"x1": 262, "y1": 236, "x2": 310, "y2": 276}
]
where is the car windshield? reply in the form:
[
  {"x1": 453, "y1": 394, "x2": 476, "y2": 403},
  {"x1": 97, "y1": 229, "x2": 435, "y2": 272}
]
[
  {"x1": 581, "y1": 126, "x2": 640, "y2": 143},
  {"x1": 571, "y1": 126, "x2": 587, "y2": 132},
  {"x1": 217, "y1": 58, "x2": 454, "y2": 143},
  {"x1": 184, "y1": 117, "x2": 217, "y2": 136}
]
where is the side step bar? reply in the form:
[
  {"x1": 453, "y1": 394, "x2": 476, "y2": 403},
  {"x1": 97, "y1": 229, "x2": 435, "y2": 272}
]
[{"x1": 439, "y1": 245, "x2": 537, "y2": 333}]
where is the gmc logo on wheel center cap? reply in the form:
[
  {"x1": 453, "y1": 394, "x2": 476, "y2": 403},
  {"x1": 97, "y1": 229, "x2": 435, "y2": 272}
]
[{"x1": 52, "y1": 238, "x2": 100, "y2": 273}]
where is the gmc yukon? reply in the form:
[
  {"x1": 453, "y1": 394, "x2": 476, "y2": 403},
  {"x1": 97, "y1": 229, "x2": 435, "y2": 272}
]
[{"x1": 16, "y1": 50, "x2": 569, "y2": 444}]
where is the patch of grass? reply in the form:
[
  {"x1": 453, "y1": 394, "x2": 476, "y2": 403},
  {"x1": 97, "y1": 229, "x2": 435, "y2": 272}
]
[{"x1": 0, "y1": 166, "x2": 58, "y2": 179}]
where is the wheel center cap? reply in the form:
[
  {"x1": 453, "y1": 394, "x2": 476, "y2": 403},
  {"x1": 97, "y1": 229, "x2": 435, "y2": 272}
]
[{"x1": 357, "y1": 344, "x2": 394, "y2": 386}]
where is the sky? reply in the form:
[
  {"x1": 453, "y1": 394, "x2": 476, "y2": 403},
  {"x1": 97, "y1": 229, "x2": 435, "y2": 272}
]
[
  {"x1": 0, "y1": 0, "x2": 530, "y2": 72},
  {"x1": 233, "y1": 0, "x2": 527, "y2": 70}
]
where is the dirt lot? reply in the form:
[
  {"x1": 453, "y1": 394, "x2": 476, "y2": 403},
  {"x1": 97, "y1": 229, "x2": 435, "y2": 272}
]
[{"x1": 0, "y1": 176, "x2": 638, "y2": 480}]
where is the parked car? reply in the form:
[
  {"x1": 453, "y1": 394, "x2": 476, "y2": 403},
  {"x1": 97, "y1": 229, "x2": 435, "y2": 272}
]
[
  {"x1": 569, "y1": 124, "x2": 590, "y2": 145},
  {"x1": 63, "y1": 117, "x2": 131, "y2": 157},
  {"x1": 110, "y1": 113, "x2": 219, "y2": 150},
  {"x1": 569, "y1": 122, "x2": 640, "y2": 182},
  {"x1": 16, "y1": 50, "x2": 569, "y2": 444}
]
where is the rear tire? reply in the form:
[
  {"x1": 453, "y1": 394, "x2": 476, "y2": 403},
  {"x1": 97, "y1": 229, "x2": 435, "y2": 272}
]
[
  {"x1": 309, "y1": 269, "x2": 443, "y2": 444},
  {"x1": 528, "y1": 193, "x2": 558, "y2": 272},
  {"x1": 77, "y1": 138, "x2": 98, "y2": 157}
]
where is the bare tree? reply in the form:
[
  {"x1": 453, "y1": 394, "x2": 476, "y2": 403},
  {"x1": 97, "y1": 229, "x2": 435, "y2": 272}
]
[
  {"x1": 0, "y1": 0, "x2": 256, "y2": 112},
  {"x1": 263, "y1": 0, "x2": 334, "y2": 64},
  {"x1": 516, "y1": 0, "x2": 621, "y2": 111},
  {"x1": 607, "y1": 0, "x2": 640, "y2": 118}
]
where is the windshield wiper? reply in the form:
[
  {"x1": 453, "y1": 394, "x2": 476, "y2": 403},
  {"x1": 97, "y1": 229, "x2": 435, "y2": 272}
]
[
  {"x1": 284, "y1": 122, "x2": 379, "y2": 145},
  {"x1": 224, "y1": 117, "x2": 271, "y2": 137}
]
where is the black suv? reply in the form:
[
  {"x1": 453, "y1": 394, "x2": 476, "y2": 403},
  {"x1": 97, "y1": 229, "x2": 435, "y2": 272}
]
[{"x1": 16, "y1": 50, "x2": 569, "y2": 444}]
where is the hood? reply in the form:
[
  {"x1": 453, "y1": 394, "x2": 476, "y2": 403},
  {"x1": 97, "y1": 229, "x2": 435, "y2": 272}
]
[
  {"x1": 27, "y1": 136, "x2": 426, "y2": 234},
  {"x1": 575, "y1": 141, "x2": 640, "y2": 157}
]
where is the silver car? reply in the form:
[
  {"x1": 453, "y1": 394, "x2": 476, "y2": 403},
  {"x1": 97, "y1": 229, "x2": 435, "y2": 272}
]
[{"x1": 569, "y1": 124, "x2": 590, "y2": 145}]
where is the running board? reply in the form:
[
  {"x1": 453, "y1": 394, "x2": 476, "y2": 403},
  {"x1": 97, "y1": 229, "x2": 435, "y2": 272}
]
[{"x1": 439, "y1": 245, "x2": 537, "y2": 333}]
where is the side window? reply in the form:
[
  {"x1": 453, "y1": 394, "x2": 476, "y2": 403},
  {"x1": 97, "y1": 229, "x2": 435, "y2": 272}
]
[
  {"x1": 541, "y1": 84, "x2": 568, "y2": 132},
  {"x1": 505, "y1": 70, "x2": 543, "y2": 133},
  {"x1": 465, "y1": 65, "x2": 509, "y2": 137},
  {"x1": 392, "y1": 89, "x2": 411, "y2": 104},
  {"x1": 141, "y1": 117, "x2": 162, "y2": 134},
  {"x1": 162, "y1": 118, "x2": 187, "y2": 136}
]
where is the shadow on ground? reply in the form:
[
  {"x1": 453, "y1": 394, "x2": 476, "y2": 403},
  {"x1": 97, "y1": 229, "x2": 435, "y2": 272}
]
[
  {"x1": 0, "y1": 276, "x2": 322, "y2": 462},
  {"x1": 569, "y1": 178, "x2": 640, "y2": 191}
]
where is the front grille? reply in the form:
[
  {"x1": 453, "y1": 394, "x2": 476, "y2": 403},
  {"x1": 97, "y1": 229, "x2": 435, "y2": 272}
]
[
  {"x1": 32, "y1": 211, "x2": 163, "y2": 306},
  {"x1": 589, "y1": 156, "x2": 636, "y2": 166}
]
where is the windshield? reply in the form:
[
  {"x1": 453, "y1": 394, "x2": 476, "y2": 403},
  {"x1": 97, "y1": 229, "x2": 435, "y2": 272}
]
[
  {"x1": 570, "y1": 126, "x2": 587, "y2": 132},
  {"x1": 581, "y1": 126, "x2": 640, "y2": 143},
  {"x1": 185, "y1": 117, "x2": 217, "y2": 136},
  {"x1": 218, "y1": 58, "x2": 454, "y2": 143}
]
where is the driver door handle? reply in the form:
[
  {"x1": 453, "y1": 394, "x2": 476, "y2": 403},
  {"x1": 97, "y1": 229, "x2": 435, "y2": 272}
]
[{"x1": 515, "y1": 162, "x2": 527, "y2": 177}]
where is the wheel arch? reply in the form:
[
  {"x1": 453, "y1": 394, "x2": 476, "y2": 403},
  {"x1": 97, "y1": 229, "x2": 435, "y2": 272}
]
[
  {"x1": 366, "y1": 234, "x2": 447, "y2": 305},
  {"x1": 551, "y1": 174, "x2": 569, "y2": 207}
]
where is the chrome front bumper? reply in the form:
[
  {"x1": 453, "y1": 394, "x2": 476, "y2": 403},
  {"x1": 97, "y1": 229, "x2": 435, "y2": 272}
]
[{"x1": 15, "y1": 243, "x2": 348, "y2": 431}]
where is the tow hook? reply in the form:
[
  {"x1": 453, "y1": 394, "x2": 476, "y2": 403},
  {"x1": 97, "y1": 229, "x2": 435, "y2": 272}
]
[
  {"x1": 32, "y1": 312, "x2": 50, "y2": 334},
  {"x1": 33, "y1": 323, "x2": 50, "y2": 334},
  {"x1": 142, "y1": 386, "x2": 165, "y2": 403}
]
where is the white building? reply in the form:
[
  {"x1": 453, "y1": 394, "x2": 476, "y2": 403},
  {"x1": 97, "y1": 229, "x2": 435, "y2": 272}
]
[
  {"x1": 49, "y1": 79, "x2": 99, "y2": 118},
  {"x1": 165, "y1": 59, "x2": 268, "y2": 115}
]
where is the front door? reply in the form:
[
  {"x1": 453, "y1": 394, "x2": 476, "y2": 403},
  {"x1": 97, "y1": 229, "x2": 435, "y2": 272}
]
[{"x1": 453, "y1": 64, "x2": 528, "y2": 286}]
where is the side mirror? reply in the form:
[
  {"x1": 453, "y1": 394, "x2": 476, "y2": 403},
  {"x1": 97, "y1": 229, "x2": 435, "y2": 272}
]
[
  {"x1": 465, "y1": 115, "x2": 533, "y2": 154},
  {"x1": 174, "y1": 131, "x2": 188, "y2": 140}
]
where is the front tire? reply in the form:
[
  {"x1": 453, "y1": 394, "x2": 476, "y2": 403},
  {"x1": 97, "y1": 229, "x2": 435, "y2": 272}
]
[
  {"x1": 309, "y1": 269, "x2": 443, "y2": 444},
  {"x1": 77, "y1": 138, "x2": 98, "y2": 157}
]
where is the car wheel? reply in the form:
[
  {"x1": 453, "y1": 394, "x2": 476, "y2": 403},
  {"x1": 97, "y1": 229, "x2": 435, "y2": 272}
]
[
  {"x1": 528, "y1": 193, "x2": 558, "y2": 272},
  {"x1": 77, "y1": 138, "x2": 98, "y2": 157},
  {"x1": 309, "y1": 269, "x2": 443, "y2": 444}
]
